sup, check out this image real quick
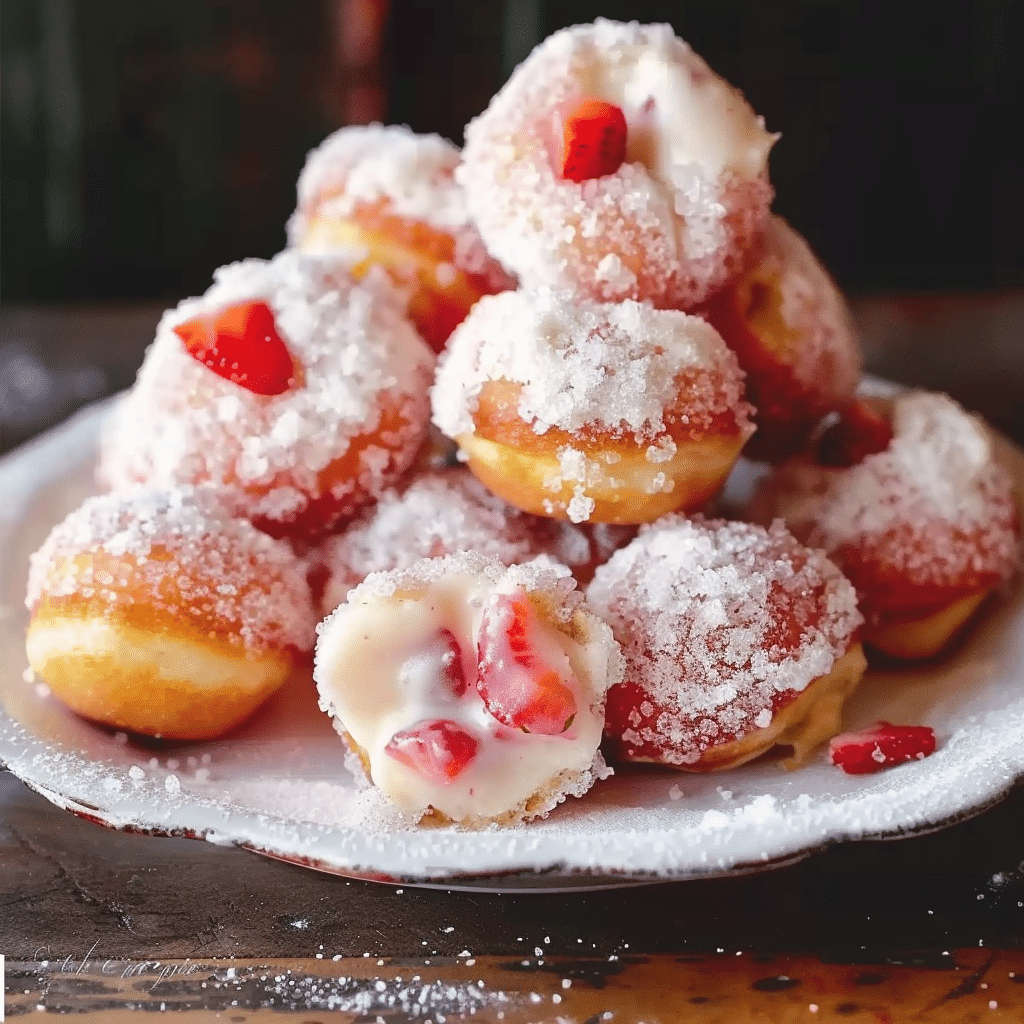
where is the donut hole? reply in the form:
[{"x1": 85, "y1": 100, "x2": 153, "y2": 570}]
[
  {"x1": 25, "y1": 488, "x2": 318, "y2": 741},
  {"x1": 747, "y1": 391, "x2": 1021, "y2": 659},
  {"x1": 463, "y1": 379, "x2": 750, "y2": 524},
  {"x1": 291, "y1": 125, "x2": 514, "y2": 352},
  {"x1": 314, "y1": 554, "x2": 621, "y2": 826},
  {"x1": 460, "y1": 22, "x2": 777, "y2": 307},
  {"x1": 588, "y1": 517, "x2": 866, "y2": 769},
  {"x1": 701, "y1": 216, "x2": 864, "y2": 462}
]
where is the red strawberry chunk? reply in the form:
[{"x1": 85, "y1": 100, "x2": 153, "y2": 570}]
[
  {"x1": 399, "y1": 628, "x2": 468, "y2": 698},
  {"x1": 548, "y1": 97, "x2": 628, "y2": 182},
  {"x1": 829, "y1": 721, "x2": 937, "y2": 775},
  {"x1": 173, "y1": 299, "x2": 296, "y2": 396},
  {"x1": 384, "y1": 719, "x2": 479, "y2": 784},
  {"x1": 476, "y1": 591, "x2": 577, "y2": 735},
  {"x1": 816, "y1": 400, "x2": 894, "y2": 468}
]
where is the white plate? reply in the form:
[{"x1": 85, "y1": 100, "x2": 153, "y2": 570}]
[{"x1": 2, "y1": 393, "x2": 1023, "y2": 891}]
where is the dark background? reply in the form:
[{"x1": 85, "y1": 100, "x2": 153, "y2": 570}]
[{"x1": 3, "y1": 0, "x2": 1023, "y2": 306}]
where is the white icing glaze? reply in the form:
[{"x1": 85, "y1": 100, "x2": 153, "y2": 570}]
[{"x1": 314, "y1": 553, "x2": 622, "y2": 825}]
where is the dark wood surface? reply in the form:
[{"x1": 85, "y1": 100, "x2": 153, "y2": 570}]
[
  {"x1": 2, "y1": 292, "x2": 1024, "y2": 1017},
  {"x1": 4, "y1": 766, "x2": 1024, "y2": 958}
]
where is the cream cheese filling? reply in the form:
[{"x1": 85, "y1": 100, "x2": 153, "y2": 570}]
[
  {"x1": 583, "y1": 45, "x2": 775, "y2": 181},
  {"x1": 316, "y1": 571, "x2": 607, "y2": 822}
]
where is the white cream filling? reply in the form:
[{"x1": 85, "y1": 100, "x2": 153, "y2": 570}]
[
  {"x1": 583, "y1": 45, "x2": 774, "y2": 180},
  {"x1": 316, "y1": 572, "x2": 607, "y2": 822}
]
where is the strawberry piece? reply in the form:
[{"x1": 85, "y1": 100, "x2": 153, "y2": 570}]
[
  {"x1": 173, "y1": 300, "x2": 295, "y2": 396},
  {"x1": 816, "y1": 400, "x2": 894, "y2": 468},
  {"x1": 548, "y1": 97, "x2": 628, "y2": 182},
  {"x1": 384, "y1": 719, "x2": 479, "y2": 784},
  {"x1": 399, "y1": 628, "x2": 468, "y2": 698},
  {"x1": 434, "y1": 627, "x2": 468, "y2": 697},
  {"x1": 476, "y1": 591, "x2": 577, "y2": 735},
  {"x1": 829, "y1": 721, "x2": 936, "y2": 775}
]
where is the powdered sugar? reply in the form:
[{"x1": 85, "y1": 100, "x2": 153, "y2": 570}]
[
  {"x1": 26, "y1": 485, "x2": 316, "y2": 653},
  {"x1": 458, "y1": 19, "x2": 774, "y2": 308},
  {"x1": 543, "y1": 522, "x2": 638, "y2": 585},
  {"x1": 100, "y1": 251, "x2": 434, "y2": 537},
  {"x1": 432, "y1": 288, "x2": 749, "y2": 442},
  {"x1": 587, "y1": 516, "x2": 862, "y2": 765}
]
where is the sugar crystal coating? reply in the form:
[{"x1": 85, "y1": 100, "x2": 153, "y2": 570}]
[
  {"x1": 459, "y1": 19, "x2": 775, "y2": 308},
  {"x1": 587, "y1": 516, "x2": 862, "y2": 765},
  {"x1": 742, "y1": 216, "x2": 860, "y2": 400},
  {"x1": 432, "y1": 287, "x2": 751, "y2": 442},
  {"x1": 318, "y1": 470, "x2": 544, "y2": 611},
  {"x1": 318, "y1": 467, "x2": 637, "y2": 612},
  {"x1": 335, "y1": 549, "x2": 584, "y2": 623},
  {"x1": 750, "y1": 391, "x2": 1021, "y2": 605},
  {"x1": 290, "y1": 124, "x2": 473, "y2": 236},
  {"x1": 27, "y1": 486, "x2": 317, "y2": 653},
  {"x1": 701, "y1": 215, "x2": 862, "y2": 456},
  {"x1": 100, "y1": 251, "x2": 435, "y2": 537},
  {"x1": 288, "y1": 124, "x2": 510, "y2": 289}
]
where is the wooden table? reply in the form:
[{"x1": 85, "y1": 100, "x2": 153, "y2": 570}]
[{"x1": 2, "y1": 293, "x2": 1024, "y2": 1020}]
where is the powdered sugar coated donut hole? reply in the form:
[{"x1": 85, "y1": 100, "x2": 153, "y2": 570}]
[
  {"x1": 700, "y1": 215, "x2": 863, "y2": 461},
  {"x1": 288, "y1": 124, "x2": 514, "y2": 352},
  {"x1": 317, "y1": 467, "x2": 639, "y2": 614},
  {"x1": 587, "y1": 516, "x2": 864, "y2": 769},
  {"x1": 431, "y1": 287, "x2": 753, "y2": 524},
  {"x1": 25, "y1": 485, "x2": 318, "y2": 740},
  {"x1": 288, "y1": 124, "x2": 505, "y2": 283},
  {"x1": 317, "y1": 469, "x2": 547, "y2": 614},
  {"x1": 748, "y1": 391, "x2": 1022, "y2": 622},
  {"x1": 100, "y1": 251, "x2": 435, "y2": 540},
  {"x1": 458, "y1": 19, "x2": 776, "y2": 309}
]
